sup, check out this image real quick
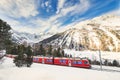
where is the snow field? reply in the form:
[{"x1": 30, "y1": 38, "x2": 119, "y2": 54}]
[
  {"x1": 0, "y1": 57, "x2": 120, "y2": 80},
  {"x1": 64, "y1": 49, "x2": 120, "y2": 61}
]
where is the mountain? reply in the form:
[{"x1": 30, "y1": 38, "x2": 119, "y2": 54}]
[
  {"x1": 40, "y1": 15, "x2": 120, "y2": 52},
  {"x1": 11, "y1": 30, "x2": 53, "y2": 44}
]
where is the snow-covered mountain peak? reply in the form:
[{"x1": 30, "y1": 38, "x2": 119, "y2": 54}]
[
  {"x1": 92, "y1": 14, "x2": 120, "y2": 27},
  {"x1": 73, "y1": 14, "x2": 120, "y2": 30},
  {"x1": 40, "y1": 14, "x2": 120, "y2": 52},
  {"x1": 11, "y1": 30, "x2": 53, "y2": 44}
]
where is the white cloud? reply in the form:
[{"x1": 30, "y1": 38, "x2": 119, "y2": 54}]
[
  {"x1": 0, "y1": 0, "x2": 38, "y2": 18},
  {"x1": 0, "y1": 0, "x2": 117, "y2": 35},
  {"x1": 41, "y1": 1, "x2": 51, "y2": 13},
  {"x1": 45, "y1": 1, "x2": 49, "y2": 7},
  {"x1": 26, "y1": 0, "x2": 91, "y2": 34},
  {"x1": 56, "y1": 0, "x2": 66, "y2": 14},
  {"x1": 0, "y1": 15, "x2": 20, "y2": 28},
  {"x1": 0, "y1": 14, "x2": 40, "y2": 34},
  {"x1": 0, "y1": 0, "x2": 91, "y2": 34},
  {"x1": 34, "y1": 19, "x2": 51, "y2": 32},
  {"x1": 41, "y1": 3, "x2": 45, "y2": 8},
  {"x1": 41, "y1": 0, "x2": 90, "y2": 33},
  {"x1": 50, "y1": 0, "x2": 90, "y2": 22},
  {"x1": 13, "y1": 26, "x2": 40, "y2": 34},
  {"x1": 54, "y1": 0, "x2": 90, "y2": 22},
  {"x1": 61, "y1": 0, "x2": 90, "y2": 16},
  {"x1": 28, "y1": 16, "x2": 62, "y2": 33}
]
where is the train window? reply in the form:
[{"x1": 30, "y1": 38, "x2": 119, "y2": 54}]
[
  {"x1": 63, "y1": 60, "x2": 66, "y2": 63},
  {"x1": 78, "y1": 61, "x2": 82, "y2": 64},
  {"x1": 73, "y1": 61, "x2": 82, "y2": 64},
  {"x1": 33, "y1": 58, "x2": 35, "y2": 61},
  {"x1": 73, "y1": 61, "x2": 77, "y2": 64},
  {"x1": 34, "y1": 58, "x2": 38, "y2": 61},
  {"x1": 60, "y1": 60, "x2": 66, "y2": 63},
  {"x1": 36, "y1": 58, "x2": 39, "y2": 61},
  {"x1": 84, "y1": 61, "x2": 88, "y2": 64},
  {"x1": 60, "y1": 60, "x2": 62, "y2": 63},
  {"x1": 46, "y1": 59, "x2": 52, "y2": 62}
]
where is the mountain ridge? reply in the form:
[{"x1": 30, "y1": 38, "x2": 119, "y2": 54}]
[
  {"x1": 11, "y1": 30, "x2": 53, "y2": 44},
  {"x1": 39, "y1": 14, "x2": 120, "y2": 52}
]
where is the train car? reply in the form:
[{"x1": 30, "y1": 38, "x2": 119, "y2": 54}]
[
  {"x1": 53, "y1": 57, "x2": 91, "y2": 68},
  {"x1": 44, "y1": 57, "x2": 53, "y2": 64},
  {"x1": 54, "y1": 57, "x2": 69, "y2": 66},
  {"x1": 71, "y1": 58, "x2": 91, "y2": 68},
  {"x1": 33, "y1": 56, "x2": 43, "y2": 63}
]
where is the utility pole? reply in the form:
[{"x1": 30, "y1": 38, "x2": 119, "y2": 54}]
[
  {"x1": 99, "y1": 49, "x2": 102, "y2": 70},
  {"x1": 98, "y1": 34, "x2": 102, "y2": 71}
]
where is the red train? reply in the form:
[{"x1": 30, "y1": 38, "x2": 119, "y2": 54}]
[
  {"x1": 6, "y1": 54, "x2": 91, "y2": 68},
  {"x1": 33, "y1": 56, "x2": 91, "y2": 68}
]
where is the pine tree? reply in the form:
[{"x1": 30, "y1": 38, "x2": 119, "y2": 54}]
[
  {"x1": 7, "y1": 46, "x2": 15, "y2": 55},
  {"x1": 70, "y1": 54, "x2": 72, "y2": 58},
  {"x1": 104, "y1": 59, "x2": 108, "y2": 66},
  {"x1": 25, "y1": 46, "x2": 33, "y2": 67},
  {"x1": 0, "y1": 19, "x2": 12, "y2": 50},
  {"x1": 53, "y1": 49, "x2": 57, "y2": 57},
  {"x1": 56, "y1": 47, "x2": 62, "y2": 57},
  {"x1": 47, "y1": 45, "x2": 52, "y2": 56},
  {"x1": 13, "y1": 45, "x2": 33, "y2": 67},
  {"x1": 64, "y1": 54, "x2": 67, "y2": 57},
  {"x1": 26, "y1": 46, "x2": 33, "y2": 57},
  {"x1": 113, "y1": 60, "x2": 119, "y2": 67},
  {"x1": 37, "y1": 44, "x2": 45, "y2": 56},
  {"x1": 61, "y1": 50, "x2": 65, "y2": 57},
  {"x1": 13, "y1": 46, "x2": 18, "y2": 55}
]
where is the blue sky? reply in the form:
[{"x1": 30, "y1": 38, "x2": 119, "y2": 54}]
[{"x1": 0, "y1": 0, "x2": 119, "y2": 34}]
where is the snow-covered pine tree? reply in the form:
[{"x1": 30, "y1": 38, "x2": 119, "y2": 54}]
[
  {"x1": 0, "y1": 19, "x2": 12, "y2": 50},
  {"x1": 0, "y1": 19, "x2": 12, "y2": 61},
  {"x1": 14, "y1": 45, "x2": 33, "y2": 67}
]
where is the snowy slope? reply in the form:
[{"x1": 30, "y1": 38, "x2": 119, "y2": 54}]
[
  {"x1": 0, "y1": 50, "x2": 6, "y2": 63},
  {"x1": 64, "y1": 49, "x2": 120, "y2": 62},
  {"x1": 40, "y1": 15, "x2": 120, "y2": 52},
  {"x1": 0, "y1": 57, "x2": 120, "y2": 80},
  {"x1": 0, "y1": 50, "x2": 5, "y2": 56}
]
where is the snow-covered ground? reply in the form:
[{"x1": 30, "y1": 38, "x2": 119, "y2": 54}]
[
  {"x1": 0, "y1": 57, "x2": 120, "y2": 80},
  {"x1": 64, "y1": 49, "x2": 120, "y2": 62},
  {"x1": 0, "y1": 50, "x2": 6, "y2": 56}
]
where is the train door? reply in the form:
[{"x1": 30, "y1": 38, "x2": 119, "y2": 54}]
[
  {"x1": 68, "y1": 59, "x2": 71, "y2": 67},
  {"x1": 42, "y1": 57, "x2": 44, "y2": 64},
  {"x1": 52, "y1": 57, "x2": 54, "y2": 64}
]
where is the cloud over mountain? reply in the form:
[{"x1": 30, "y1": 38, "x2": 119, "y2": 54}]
[{"x1": 0, "y1": 0, "x2": 119, "y2": 34}]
